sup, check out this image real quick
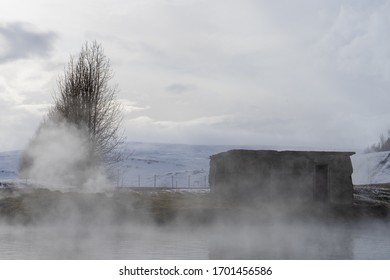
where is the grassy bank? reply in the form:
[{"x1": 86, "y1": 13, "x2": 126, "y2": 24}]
[
  {"x1": 0, "y1": 187, "x2": 215, "y2": 225},
  {"x1": 0, "y1": 185, "x2": 389, "y2": 225}
]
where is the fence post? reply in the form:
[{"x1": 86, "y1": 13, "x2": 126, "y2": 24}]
[
  {"x1": 188, "y1": 175, "x2": 190, "y2": 187},
  {"x1": 138, "y1": 175, "x2": 140, "y2": 187},
  {"x1": 154, "y1": 175, "x2": 156, "y2": 188}
]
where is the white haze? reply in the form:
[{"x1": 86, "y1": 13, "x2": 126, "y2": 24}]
[
  {"x1": 19, "y1": 120, "x2": 111, "y2": 192},
  {"x1": 0, "y1": 197, "x2": 390, "y2": 259},
  {"x1": 1, "y1": 142, "x2": 390, "y2": 259}
]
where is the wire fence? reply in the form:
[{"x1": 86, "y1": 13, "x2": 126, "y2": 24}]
[
  {"x1": 115, "y1": 173, "x2": 209, "y2": 189},
  {"x1": 2, "y1": 173, "x2": 210, "y2": 190}
]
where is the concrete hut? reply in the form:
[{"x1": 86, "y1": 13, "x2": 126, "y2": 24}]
[{"x1": 209, "y1": 150, "x2": 355, "y2": 205}]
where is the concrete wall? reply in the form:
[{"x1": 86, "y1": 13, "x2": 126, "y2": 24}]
[{"x1": 209, "y1": 150, "x2": 354, "y2": 205}]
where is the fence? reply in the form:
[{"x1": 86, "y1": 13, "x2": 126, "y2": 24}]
[
  {"x1": 9, "y1": 173, "x2": 209, "y2": 190},
  {"x1": 115, "y1": 173, "x2": 209, "y2": 189}
]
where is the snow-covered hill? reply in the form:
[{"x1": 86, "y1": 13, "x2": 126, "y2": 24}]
[
  {"x1": 0, "y1": 142, "x2": 257, "y2": 188},
  {"x1": 1, "y1": 142, "x2": 390, "y2": 187},
  {"x1": 351, "y1": 151, "x2": 390, "y2": 185},
  {"x1": 113, "y1": 142, "x2": 242, "y2": 188},
  {"x1": 0, "y1": 150, "x2": 20, "y2": 183}
]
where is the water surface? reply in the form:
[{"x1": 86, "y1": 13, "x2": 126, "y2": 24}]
[{"x1": 0, "y1": 219, "x2": 389, "y2": 259}]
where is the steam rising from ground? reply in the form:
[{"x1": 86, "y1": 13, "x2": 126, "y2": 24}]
[
  {"x1": 3, "y1": 135, "x2": 389, "y2": 259},
  {"x1": 19, "y1": 119, "x2": 111, "y2": 191}
]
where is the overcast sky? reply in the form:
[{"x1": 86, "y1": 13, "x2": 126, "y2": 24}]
[{"x1": 1, "y1": 0, "x2": 390, "y2": 152}]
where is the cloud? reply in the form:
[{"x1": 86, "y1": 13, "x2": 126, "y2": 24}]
[
  {"x1": 1, "y1": 1, "x2": 390, "y2": 151},
  {"x1": 0, "y1": 76, "x2": 24, "y2": 104},
  {"x1": 316, "y1": 1, "x2": 390, "y2": 79},
  {"x1": 124, "y1": 114, "x2": 227, "y2": 140},
  {"x1": 165, "y1": 83, "x2": 197, "y2": 95},
  {"x1": 14, "y1": 103, "x2": 51, "y2": 116},
  {"x1": 0, "y1": 22, "x2": 57, "y2": 63}
]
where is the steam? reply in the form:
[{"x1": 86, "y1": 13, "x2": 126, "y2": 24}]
[
  {"x1": 0, "y1": 139, "x2": 387, "y2": 260},
  {"x1": 19, "y1": 118, "x2": 111, "y2": 191}
]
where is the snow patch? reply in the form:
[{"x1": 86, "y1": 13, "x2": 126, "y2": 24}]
[{"x1": 351, "y1": 151, "x2": 390, "y2": 185}]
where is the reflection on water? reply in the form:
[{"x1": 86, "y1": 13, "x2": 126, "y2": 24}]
[
  {"x1": 209, "y1": 222, "x2": 354, "y2": 259},
  {"x1": 0, "y1": 224, "x2": 208, "y2": 259},
  {"x1": 352, "y1": 221, "x2": 390, "y2": 259},
  {"x1": 0, "y1": 219, "x2": 390, "y2": 259}
]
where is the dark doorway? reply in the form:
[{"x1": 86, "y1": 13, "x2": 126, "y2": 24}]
[{"x1": 314, "y1": 164, "x2": 329, "y2": 202}]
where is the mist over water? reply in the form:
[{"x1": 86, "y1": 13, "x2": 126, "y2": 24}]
[
  {"x1": 0, "y1": 211, "x2": 390, "y2": 259},
  {"x1": 0, "y1": 223, "x2": 208, "y2": 259},
  {"x1": 0, "y1": 183, "x2": 389, "y2": 260},
  {"x1": 1, "y1": 123, "x2": 389, "y2": 260}
]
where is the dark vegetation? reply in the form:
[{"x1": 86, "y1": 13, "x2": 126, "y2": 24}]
[
  {"x1": 0, "y1": 184, "x2": 389, "y2": 226},
  {"x1": 354, "y1": 184, "x2": 390, "y2": 206},
  {"x1": 0, "y1": 187, "x2": 214, "y2": 226},
  {"x1": 365, "y1": 130, "x2": 390, "y2": 153}
]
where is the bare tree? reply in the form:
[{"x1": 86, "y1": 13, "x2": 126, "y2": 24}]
[
  {"x1": 365, "y1": 130, "x2": 390, "y2": 153},
  {"x1": 18, "y1": 41, "x2": 123, "y2": 187},
  {"x1": 51, "y1": 41, "x2": 123, "y2": 164}
]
